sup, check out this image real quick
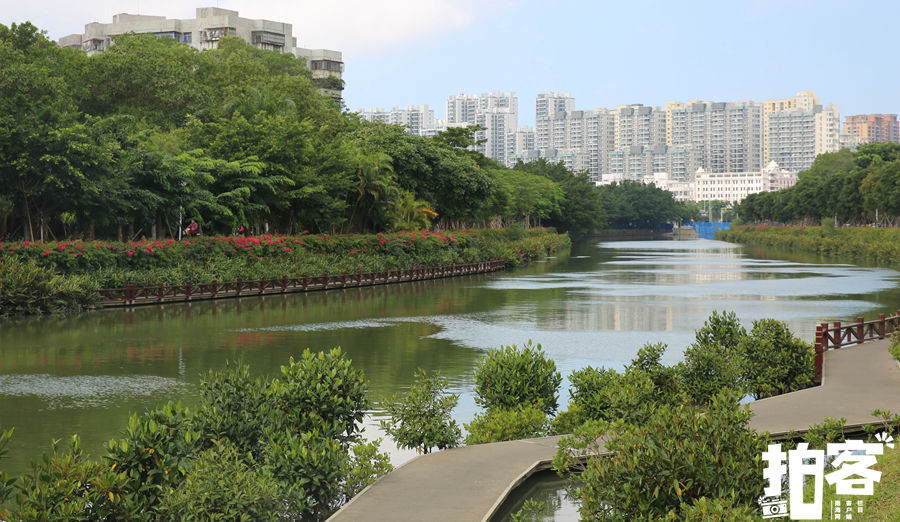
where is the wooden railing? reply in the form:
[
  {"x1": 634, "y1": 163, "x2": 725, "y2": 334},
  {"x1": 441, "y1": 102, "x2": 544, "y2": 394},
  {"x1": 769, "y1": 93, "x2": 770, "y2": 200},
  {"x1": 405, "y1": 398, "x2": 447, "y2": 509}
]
[
  {"x1": 97, "y1": 259, "x2": 507, "y2": 307},
  {"x1": 813, "y1": 311, "x2": 900, "y2": 383}
]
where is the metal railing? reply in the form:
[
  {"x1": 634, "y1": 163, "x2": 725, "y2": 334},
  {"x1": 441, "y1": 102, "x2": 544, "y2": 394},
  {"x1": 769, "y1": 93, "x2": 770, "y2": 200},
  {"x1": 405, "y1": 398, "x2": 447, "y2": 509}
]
[
  {"x1": 97, "y1": 259, "x2": 507, "y2": 307},
  {"x1": 813, "y1": 311, "x2": 900, "y2": 383}
]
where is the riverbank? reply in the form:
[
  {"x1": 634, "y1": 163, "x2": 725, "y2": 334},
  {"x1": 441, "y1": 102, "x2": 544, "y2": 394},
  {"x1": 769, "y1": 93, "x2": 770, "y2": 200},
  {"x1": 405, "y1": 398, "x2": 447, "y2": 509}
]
[
  {"x1": 0, "y1": 228, "x2": 570, "y2": 316},
  {"x1": 716, "y1": 225, "x2": 900, "y2": 266}
]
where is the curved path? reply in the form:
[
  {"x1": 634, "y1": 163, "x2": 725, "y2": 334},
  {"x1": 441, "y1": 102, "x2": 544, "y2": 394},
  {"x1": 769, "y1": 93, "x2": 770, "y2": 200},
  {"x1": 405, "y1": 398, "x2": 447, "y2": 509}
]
[{"x1": 328, "y1": 339, "x2": 900, "y2": 522}]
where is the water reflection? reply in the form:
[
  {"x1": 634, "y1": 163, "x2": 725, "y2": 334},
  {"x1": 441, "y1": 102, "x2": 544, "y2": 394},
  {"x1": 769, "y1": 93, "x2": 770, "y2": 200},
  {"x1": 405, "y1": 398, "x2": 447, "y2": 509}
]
[{"x1": 1, "y1": 240, "x2": 899, "y2": 478}]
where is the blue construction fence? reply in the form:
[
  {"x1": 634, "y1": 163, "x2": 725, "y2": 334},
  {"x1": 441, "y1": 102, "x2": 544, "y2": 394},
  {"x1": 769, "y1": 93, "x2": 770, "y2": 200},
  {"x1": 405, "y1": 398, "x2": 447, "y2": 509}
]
[{"x1": 687, "y1": 222, "x2": 731, "y2": 240}]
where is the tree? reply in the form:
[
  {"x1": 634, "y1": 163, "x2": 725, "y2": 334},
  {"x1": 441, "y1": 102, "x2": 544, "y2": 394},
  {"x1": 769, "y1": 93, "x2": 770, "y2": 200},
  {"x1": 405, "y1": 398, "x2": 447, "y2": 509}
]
[
  {"x1": 473, "y1": 341, "x2": 562, "y2": 415},
  {"x1": 678, "y1": 311, "x2": 747, "y2": 405},
  {"x1": 381, "y1": 369, "x2": 462, "y2": 454},
  {"x1": 739, "y1": 319, "x2": 815, "y2": 399},
  {"x1": 556, "y1": 393, "x2": 766, "y2": 520},
  {"x1": 430, "y1": 125, "x2": 486, "y2": 149}
]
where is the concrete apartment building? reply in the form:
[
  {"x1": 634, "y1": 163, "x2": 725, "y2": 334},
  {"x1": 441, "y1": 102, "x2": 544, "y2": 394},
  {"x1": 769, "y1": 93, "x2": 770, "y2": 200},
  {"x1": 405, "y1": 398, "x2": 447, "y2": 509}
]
[
  {"x1": 57, "y1": 7, "x2": 344, "y2": 101},
  {"x1": 844, "y1": 114, "x2": 899, "y2": 144},
  {"x1": 632, "y1": 161, "x2": 797, "y2": 204},
  {"x1": 446, "y1": 92, "x2": 519, "y2": 166},
  {"x1": 692, "y1": 161, "x2": 797, "y2": 203},
  {"x1": 762, "y1": 92, "x2": 839, "y2": 172},
  {"x1": 614, "y1": 105, "x2": 667, "y2": 149},
  {"x1": 665, "y1": 101, "x2": 763, "y2": 173},
  {"x1": 535, "y1": 92, "x2": 575, "y2": 149},
  {"x1": 355, "y1": 105, "x2": 445, "y2": 137},
  {"x1": 604, "y1": 145, "x2": 699, "y2": 185}
]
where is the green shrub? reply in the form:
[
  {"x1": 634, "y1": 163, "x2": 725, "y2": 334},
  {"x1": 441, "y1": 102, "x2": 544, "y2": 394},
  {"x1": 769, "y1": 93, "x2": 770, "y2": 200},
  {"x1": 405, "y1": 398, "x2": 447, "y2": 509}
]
[
  {"x1": 739, "y1": 319, "x2": 815, "y2": 399},
  {"x1": 380, "y1": 369, "x2": 462, "y2": 454},
  {"x1": 678, "y1": 341, "x2": 745, "y2": 405},
  {"x1": 16, "y1": 435, "x2": 136, "y2": 521},
  {"x1": 694, "y1": 310, "x2": 746, "y2": 349},
  {"x1": 626, "y1": 342, "x2": 682, "y2": 403},
  {"x1": 262, "y1": 430, "x2": 348, "y2": 520},
  {"x1": 0, "y1": 257, "x2": 98, "y2": 315},
  {"x1": 558, "y1": 392, "x2": 766, "y2": 520},
  {"x1": 340, "y1": 439, "x2": 393, "y2": 502},
  {"x1": 565, "y1": 366, "x2": 658, "y2": 426},
  {"x1": 673, "y1": 496, "x2": 760, "y2": 521},
  {"x1": 274, "y1": 348, "x2": 369, "y2": 445},
  {"x1": 157, "y1": 441, "x2": 281, "y2": 521},
  {"x1": 465, "y1": 404, "x2": 550, "y2": 445},
  {"x1": 803, "y1": 417, "x2": 847, "y2": 448},
  {"x1": 194, "y1": 360, "x2": 272, "y2": 456},
  {"x1": 890, "y1": 331, "x2": 900, "y2": 362},
  {"x1": 0, "y1": 427, "x2": 15, "y2": 519},
  {"x1": 473, "y1": 341, "x2": 562, "y2": 415},
  {"x1": 105, "y1": 401, "x2": 200, "y2": 514},
  {"x1": 5, "y1": 353, "x2": 386, "y2": 520}
]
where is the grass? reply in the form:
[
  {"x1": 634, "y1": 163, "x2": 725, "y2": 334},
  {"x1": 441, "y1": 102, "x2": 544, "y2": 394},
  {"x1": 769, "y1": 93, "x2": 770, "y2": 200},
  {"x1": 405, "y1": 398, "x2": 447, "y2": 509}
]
[
  {"x1": 890, "y1": 332, "x2": 900, "y2": 363},
  {"x1": 856, "y1": 443, "x2": 900, "y2": 521}
]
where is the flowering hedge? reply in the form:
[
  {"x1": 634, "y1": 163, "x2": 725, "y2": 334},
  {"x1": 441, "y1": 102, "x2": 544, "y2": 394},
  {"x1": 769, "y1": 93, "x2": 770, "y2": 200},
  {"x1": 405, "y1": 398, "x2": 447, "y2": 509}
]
[
  {"x1": 0, "y1": 230, "x2": 489, "y2": 273},
  {"x1": 0, "y1": 228, "x2": 570, "y2": 315},
  {"x1": 716, "y1": 225, "x2": 900, "y2": 265}
]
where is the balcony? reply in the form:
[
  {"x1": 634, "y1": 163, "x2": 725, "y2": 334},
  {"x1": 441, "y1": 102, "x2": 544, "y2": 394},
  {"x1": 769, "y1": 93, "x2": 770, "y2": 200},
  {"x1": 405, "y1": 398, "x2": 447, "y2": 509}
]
[
  {"x1": 201, "y1": 27, "x2": 235, "y2": 42},
  {"x1": 251, "y1": 31, "x2": 286, "y2": 49}
]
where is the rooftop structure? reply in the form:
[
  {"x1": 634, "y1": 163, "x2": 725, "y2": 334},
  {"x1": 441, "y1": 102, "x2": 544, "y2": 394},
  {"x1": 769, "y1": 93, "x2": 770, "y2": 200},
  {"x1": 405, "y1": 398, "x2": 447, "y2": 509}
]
[{"x1": 57, "y1": 7, "x2": 343, "y2": 102}]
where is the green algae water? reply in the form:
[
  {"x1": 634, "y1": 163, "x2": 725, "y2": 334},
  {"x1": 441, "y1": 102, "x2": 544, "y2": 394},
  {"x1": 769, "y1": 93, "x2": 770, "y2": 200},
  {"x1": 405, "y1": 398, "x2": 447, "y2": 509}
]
[{"x1": 2, "y1": 239, "x2": 900, "y2": 478}]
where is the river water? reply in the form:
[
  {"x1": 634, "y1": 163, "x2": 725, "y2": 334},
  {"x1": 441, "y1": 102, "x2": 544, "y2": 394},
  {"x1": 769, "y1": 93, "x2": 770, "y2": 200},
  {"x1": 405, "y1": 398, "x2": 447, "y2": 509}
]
[{"x1": 1, "y1": 239, "x2": 899, "y2": 480}]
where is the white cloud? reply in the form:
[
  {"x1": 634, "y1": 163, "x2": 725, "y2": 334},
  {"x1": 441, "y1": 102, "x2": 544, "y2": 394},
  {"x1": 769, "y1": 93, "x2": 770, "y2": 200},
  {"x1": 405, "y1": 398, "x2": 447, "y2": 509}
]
[{"x1": 3, "y1": 0, "x2": 517, "y2": 58}]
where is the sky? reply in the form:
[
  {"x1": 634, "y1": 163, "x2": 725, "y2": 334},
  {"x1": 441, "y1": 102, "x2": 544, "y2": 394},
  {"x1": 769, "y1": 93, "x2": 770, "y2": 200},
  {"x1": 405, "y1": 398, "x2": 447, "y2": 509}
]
[{"x1": 3, "y1": 0, "x2": 899, "y2": 126}]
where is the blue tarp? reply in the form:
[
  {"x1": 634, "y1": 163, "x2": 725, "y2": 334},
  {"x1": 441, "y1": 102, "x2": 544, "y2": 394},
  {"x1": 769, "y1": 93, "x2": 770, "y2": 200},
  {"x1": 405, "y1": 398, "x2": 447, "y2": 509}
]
[{"x1": 689, "y1": 222, "x2": 730, "y2": 240}]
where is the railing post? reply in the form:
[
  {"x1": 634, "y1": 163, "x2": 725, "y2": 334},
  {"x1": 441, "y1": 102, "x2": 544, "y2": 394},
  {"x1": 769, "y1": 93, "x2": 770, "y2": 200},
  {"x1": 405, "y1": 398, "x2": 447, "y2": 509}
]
[
  {"x1": 878, "y1": 313, "x2": 886, "y2": 339},
  {"x1": 820, "y1": 322, "x2": 830, "y2": 350},
  {"x1": 814, "y1": 324, "x2": 824, "y2": 385},
  {"x1": 833, "y1": 321, "x2": 842, "y2": 349},
  {"x1": 281, "y1": 275, "x2": 288, "y2": 293},
  {"x1": 856, "y1": 316, "x2": 865, "y2": 344},
  {"x1": 211, "y1": 280, "x2": 218, "y2": 298},
  {"x1": 323, "y1": 272, "x2": 329, "y2": 289},
  {"x1": 125, "y1": 284, "x2": 135, "y2": 305},
  {"x1": 157, "y1": 283, "x2": 164, "y2": 303},
  {"x1": 236, "y1": 278, "x2": 242, "y2": 296},
  {"x1": 302, "y1": 274, "x2": 308, "y2": 291},
  {"x1": 185, "y1": 281, "x2": 193, "y2": 301},
  {"x1": 259, "y1": 277, "x2": 266, "y2": 294}
]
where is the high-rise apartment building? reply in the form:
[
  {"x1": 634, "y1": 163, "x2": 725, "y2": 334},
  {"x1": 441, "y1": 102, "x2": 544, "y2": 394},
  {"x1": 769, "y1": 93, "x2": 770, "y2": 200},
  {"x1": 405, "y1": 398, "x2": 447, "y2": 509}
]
[
  {"x1": 507, "y1": 127, "x2": 535, "y2": 166},
  {"x1": 844, "y1": 114, "x2": 899, "y2": 144},
  {"x1": 604, "y1": 145, "x2": 699, "y2": 184},
  {"x1": 355, "y1": 105, "x2": 444, "y2": 137},
  {"x1": 762, "y1": 92, "x2": 838, "y2": 171},
  {"x1": 58, "y1": 7, "x2": 344, "y2": 101},
  {"x1": 535, "y1": 93, "x2": 575, "y2": 150},
  {"x1": 614, "y1": 105, "x2": 667, "y2": 149},
  {"x1": 666, "y1": 101, "x2": 763, "y2": 173},
  {"x1": 446, "y1": 92, "x2": 518, "y2": 165}
]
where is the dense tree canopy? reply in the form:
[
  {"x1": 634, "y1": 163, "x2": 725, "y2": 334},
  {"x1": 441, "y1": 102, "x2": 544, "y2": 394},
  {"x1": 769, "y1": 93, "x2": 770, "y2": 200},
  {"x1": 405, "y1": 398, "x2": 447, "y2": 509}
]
[
  {"x1": 737, "y1": 143, "x2": 900, "y2": 225},
  {"x1": 0, "y1": 23, "x2": 695, "y2": 241}
]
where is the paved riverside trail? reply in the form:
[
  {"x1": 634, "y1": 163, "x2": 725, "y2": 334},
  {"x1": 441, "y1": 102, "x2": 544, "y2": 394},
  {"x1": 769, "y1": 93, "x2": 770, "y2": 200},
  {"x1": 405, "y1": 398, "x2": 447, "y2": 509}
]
[{"x1": 328, "y1": 339, "x2": 900, "y2": 522}]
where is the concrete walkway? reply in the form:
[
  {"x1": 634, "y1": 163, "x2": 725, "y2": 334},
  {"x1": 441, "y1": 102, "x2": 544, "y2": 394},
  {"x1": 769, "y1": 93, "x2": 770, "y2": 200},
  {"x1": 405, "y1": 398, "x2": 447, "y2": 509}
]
[
  {"x1": 748, "y1": 338, "x2": 900, "y2": 437},
  {"x1": 329, "y1": 339, "x2": 900, "y2": 522}
]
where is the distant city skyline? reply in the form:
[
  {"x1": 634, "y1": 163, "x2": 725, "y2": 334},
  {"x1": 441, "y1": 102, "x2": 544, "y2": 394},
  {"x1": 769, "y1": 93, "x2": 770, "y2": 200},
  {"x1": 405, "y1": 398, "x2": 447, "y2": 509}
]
[{"x1": 5, "y1": 0, "x2": 900, "y2": 126}]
